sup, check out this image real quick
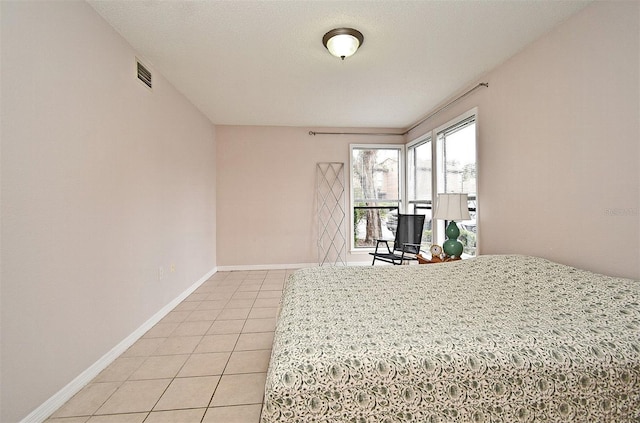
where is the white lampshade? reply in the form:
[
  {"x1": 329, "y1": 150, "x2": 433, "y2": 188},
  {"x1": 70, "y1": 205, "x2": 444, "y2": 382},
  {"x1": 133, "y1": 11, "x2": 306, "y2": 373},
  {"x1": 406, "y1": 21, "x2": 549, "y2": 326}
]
[
  {"x1": 323, "y1": 28, "x2": 364, "y2": 60},
  {"x1": 433, "y1": 193, "x2": 471, "y2": 221}
]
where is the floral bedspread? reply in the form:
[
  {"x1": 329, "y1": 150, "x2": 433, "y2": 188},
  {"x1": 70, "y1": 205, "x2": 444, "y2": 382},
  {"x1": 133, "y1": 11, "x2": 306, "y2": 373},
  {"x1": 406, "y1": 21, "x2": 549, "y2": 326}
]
[{"x1": 261, "y1": 255, "x2": 640, "y2": 422}]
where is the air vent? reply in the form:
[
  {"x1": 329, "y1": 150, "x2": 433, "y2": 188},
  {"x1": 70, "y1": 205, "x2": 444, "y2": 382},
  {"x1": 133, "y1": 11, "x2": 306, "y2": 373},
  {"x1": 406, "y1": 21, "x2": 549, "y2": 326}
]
[{"x1": 137, "y1": 60, "x2": 152, "y2": 89}]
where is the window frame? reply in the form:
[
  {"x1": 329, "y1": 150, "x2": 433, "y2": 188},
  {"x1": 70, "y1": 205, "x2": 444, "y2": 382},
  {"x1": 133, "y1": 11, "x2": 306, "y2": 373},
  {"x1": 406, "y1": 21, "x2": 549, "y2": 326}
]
[
  {"x1": 405, "y1": 107, "x2": 481, "y2": 256},
  {"x1": 349, "y1": 143, "x2": 405, "y2": 252},
  {"x1": 406, "y1": 134, "x2": 434, "y2": 247},
  {"x1": 348, "y1": 108, "x2": 479, "y2": 256},
  {"x1": 432, "y1": 108, "x2": 479, "y2": 254}
]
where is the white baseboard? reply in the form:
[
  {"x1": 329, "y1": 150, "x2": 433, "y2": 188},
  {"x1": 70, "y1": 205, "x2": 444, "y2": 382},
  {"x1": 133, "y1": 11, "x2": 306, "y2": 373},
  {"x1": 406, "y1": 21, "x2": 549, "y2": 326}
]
[
  {"x1": 217, "y1": 262, "x2": 318, "y2": 271},
  {"x1": 216, "y1": 261, "x2": 371, "y2": 271},
  {"x1": 21, "y1": 266, "x2": 217, "y2": 423}
]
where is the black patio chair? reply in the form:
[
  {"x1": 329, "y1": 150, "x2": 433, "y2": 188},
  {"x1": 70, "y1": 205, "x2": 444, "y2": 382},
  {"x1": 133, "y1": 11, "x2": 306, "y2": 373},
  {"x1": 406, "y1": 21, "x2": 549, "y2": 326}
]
[{"x1": 370, "y1": 214, "x2": 426, "y2": 265}]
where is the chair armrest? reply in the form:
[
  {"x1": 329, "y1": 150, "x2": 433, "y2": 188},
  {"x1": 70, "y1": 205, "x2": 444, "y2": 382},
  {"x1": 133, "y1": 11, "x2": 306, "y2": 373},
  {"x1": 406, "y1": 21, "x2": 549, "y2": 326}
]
[{"x1": 373, "y1": 239, "x2": 392, "y2": 254}]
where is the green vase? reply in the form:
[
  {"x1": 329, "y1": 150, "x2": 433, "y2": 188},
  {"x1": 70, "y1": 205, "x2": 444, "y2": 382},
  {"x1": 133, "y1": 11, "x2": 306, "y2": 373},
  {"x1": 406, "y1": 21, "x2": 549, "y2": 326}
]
[{"x1": 443, "y1": 221, "x2": 463, "y2": 257}]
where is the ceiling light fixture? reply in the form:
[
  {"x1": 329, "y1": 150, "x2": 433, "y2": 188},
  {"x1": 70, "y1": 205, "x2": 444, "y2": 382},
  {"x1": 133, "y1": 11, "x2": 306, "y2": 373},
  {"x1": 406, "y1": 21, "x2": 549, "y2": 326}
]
[{"x1": 322, "y1": 28, "x2": 364, "y2": 60}]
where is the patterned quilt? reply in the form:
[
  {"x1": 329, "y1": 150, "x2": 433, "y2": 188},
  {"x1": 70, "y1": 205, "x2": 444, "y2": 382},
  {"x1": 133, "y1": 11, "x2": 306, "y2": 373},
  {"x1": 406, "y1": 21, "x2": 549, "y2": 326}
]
[{"x1": 261, "y1": 255, "x2": 640, "y2": 422}]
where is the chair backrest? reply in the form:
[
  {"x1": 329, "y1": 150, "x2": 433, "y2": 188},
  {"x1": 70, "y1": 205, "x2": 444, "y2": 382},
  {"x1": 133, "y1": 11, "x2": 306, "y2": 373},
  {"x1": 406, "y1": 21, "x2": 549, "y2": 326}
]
[{"x1": 393, "y1": 214, "x2": 425, "y2": 254}]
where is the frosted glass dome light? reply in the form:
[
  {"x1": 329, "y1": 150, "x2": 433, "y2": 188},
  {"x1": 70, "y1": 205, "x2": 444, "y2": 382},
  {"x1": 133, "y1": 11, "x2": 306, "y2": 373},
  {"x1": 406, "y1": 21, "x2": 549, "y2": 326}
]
[{"x1": 322, "y1": 28, "x2": 364, "y2": 60}]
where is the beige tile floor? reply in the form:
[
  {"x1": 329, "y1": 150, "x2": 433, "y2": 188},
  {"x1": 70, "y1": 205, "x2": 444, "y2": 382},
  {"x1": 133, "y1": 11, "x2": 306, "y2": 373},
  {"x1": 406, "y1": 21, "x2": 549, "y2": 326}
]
[{"x1": 46, "y1": 269, "x2": 293, "y2": 423}]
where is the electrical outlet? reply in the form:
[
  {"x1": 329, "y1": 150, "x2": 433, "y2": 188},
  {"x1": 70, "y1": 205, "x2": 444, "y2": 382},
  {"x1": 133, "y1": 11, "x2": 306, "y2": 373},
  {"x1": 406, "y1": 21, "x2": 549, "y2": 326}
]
[
  {"x1": 170, "y1": 264, "x2": 176, "y2": 273},
  {"x1": 159, "y1": 266, "x2": 165, "y2": 280}
]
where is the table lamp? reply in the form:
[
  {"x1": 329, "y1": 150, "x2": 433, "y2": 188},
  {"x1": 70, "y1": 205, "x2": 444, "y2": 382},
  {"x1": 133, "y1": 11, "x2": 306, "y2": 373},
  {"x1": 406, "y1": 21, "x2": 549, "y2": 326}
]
[{"x1": 433, "y1": 193, "x2": 471, "y2": 258}]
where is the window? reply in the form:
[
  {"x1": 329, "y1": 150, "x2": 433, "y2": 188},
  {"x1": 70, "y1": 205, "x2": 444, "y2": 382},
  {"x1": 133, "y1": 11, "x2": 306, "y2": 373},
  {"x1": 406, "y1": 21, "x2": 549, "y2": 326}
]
[
  {"x1": 407, "y1": 135, "x2": 433, "y2": 247},
  {"x1": 350, "y1": 145, "x2": 403, "y2": 249},
  {"x1": 435, "y1": 112, "x2": 477, "y2": 256},
  {"x1": 349, "y1": 109, "x2": 478, "y2": 255}
]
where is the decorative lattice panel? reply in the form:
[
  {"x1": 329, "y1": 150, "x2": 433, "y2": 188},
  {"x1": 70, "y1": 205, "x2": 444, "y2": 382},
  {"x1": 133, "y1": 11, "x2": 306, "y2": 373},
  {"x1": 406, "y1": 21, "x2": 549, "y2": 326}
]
[{"x1": 316, "y1": 162, "x2": 346, "y2": 266}]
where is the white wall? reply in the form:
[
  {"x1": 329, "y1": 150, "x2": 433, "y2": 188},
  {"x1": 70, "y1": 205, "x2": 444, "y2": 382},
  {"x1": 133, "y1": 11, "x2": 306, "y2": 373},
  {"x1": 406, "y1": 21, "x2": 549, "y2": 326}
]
[
  {"x1": 215, "y1": 125, "x2": 404, "y2": 267},
  {"x1": 408, "y1": 1, "x2": 639, "y2": 279},
  {"x1": 0, "y1": 2, "x2": 217, "y2": 422}
]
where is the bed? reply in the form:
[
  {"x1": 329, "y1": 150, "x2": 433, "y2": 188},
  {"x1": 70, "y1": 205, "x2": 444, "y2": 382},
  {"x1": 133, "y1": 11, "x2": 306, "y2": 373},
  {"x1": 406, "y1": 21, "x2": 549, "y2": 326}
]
[{"x1": 261, "y1": 255, "x2": 640, "y2": 422}]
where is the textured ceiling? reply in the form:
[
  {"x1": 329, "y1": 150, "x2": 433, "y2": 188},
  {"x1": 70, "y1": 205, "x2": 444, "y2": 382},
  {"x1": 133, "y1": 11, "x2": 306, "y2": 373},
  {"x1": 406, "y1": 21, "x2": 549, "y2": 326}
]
[{"x1": 88, "y1": 0, "x2": 589, "y2": 129}]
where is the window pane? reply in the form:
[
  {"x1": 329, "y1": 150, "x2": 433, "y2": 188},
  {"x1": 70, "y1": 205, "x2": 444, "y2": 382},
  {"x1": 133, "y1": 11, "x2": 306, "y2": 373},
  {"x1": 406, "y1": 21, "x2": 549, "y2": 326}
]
[
  {"x1": 353, "y1": 204, "x2": 398, "y2": 247},
  {"x1": 441, "y1": 123, "x2": 476, "y2": 196},
  {"x1": 352, "y1": 148, "x2": 400, "y2": 202},
  {"x1": 351, "y1": 146, "x2": 402, "y2": 249},
  {"x1": 408, "y1": 138, "x2": 433, "y2": 250},
  {"x1": 408, "y1": 140, "x2": 432, "y2": 202}
]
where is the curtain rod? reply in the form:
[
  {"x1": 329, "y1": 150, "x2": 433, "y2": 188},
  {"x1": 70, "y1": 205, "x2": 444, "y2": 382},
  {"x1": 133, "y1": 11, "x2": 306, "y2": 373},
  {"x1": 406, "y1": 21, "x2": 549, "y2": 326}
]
[
  {"x1": 308, "y1": 82, "x2": 488, "y2": 137},
  {"x1": 308, "y1": 131, "x2": 404, "y2": 136}
]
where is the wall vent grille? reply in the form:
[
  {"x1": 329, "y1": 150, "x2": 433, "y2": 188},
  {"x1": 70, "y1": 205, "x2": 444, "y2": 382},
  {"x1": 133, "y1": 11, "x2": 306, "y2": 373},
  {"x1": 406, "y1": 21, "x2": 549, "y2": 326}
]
[{"x1": 137, "y1": 60, "x2": 152, "y2": 89}]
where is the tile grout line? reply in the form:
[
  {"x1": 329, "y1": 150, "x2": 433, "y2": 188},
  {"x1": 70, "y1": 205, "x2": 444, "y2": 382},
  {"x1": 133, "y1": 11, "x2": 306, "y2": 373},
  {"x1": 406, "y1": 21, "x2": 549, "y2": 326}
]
[
  {"x1": 202, "y1": 274, "x2": 273, "y2": 421},
  {"x1": 46, "y1": 271, "x2": 287, "y2": 423},
  {"x1": 204, "y1": 275, "x2": 264, "y2": 412},
  {"x1": 144, "y1": 272, "x2": 230, "y2": 423},
  {"x1": 203, "y1": 276, "x2": 249, "y2": 412}
]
